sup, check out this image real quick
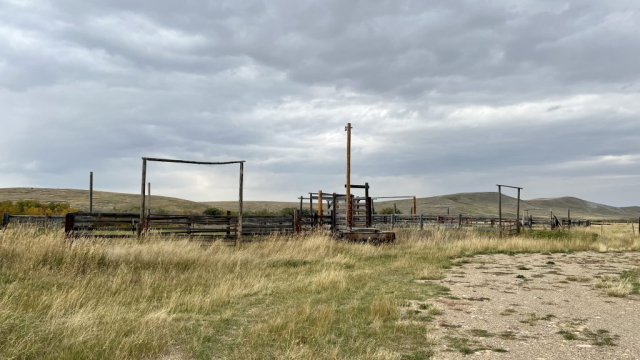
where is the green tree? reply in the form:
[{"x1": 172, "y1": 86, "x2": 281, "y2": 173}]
[
  {"x1": 378, "y1": 207, "x2": 402, "y2": 215},
  {"x1": 203, "y1": 207, "x2": 224, "y2": 216},
  {"x1": 280, "y1": 207, "x2": 310, "y2": 216}
]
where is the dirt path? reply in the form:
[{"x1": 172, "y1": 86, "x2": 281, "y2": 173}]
[{"x1": 429, "y1": 251, "x2": 640, "y2": 359}]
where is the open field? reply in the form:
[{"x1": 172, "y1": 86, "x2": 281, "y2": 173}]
[
  {"x1": 0, "y1": 225, "x2": 639, "y2": 359},
  {"x1": 2, "y1": 188, "x2": 639, "y2": 219}
]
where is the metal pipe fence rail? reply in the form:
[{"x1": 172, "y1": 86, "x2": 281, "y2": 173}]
[
  {"x1": 1, "y1": 213, "x2": 65, "y2": 230},
  {"x1": 63, "y1": 213, "x2": 297, "y2": 239}
]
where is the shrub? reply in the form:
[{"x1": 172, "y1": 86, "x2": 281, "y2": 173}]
[
  {"x1": 203, "y1": 207, "x2": 224, "y2": 216},
  {"x1": 378, "y1": 207, "x2": 402, "y2": 215}
]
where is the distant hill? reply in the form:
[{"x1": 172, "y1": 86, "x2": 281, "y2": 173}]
[
  {"x1": 0, "y1": 188, "x2": 207, "y2": 214},
  {"x1": 0, "y1": 188, "x2": 638, "y2": 220},
  {"x1": 375, "y1": 192, "x2": 640, "y2": 220}
]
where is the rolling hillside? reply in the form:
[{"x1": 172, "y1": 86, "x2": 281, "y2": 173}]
[{"x1": 1, "y1": 188, "x2": 638, "y2": 220}]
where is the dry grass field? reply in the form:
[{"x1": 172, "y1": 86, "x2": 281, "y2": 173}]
[{"x1": 0, "y1": 225, "x2": 638, "y2": 359}]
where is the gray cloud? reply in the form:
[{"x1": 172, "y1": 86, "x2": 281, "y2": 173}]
[{"x1": 1, "y1": 0, "x2": 639, "y2": 206}]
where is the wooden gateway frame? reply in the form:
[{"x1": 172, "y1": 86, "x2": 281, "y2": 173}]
[{"x1": 139, "y1": 157, "x2": 246, "y2": 246}]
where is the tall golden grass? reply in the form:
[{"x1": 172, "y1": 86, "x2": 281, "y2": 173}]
[{"x1": 0, "y1": 226, "x2": 638, "y2": 359}]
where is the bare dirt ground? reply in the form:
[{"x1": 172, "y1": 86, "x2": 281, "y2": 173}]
[{"x1": 429, "y1": 251, "x2": 640, "y2": 359}]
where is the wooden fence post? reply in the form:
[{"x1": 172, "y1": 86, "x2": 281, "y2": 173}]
[
  {"x1": 64, "y1": 213, "x2": 75, "y2": 237},
  {"x1": 419, "y1": 214, "x2": 423, "y2": 230},
  {"x1": 2, "y1": 213, "x2": 9, "y2": 229},
  {"x1": 226, "y1": 211, "x2": 231, "y2": 238},
  {"x1": 139, "y1": 158, "x2": 147, "y2": 237},
  {"x1": 89, "y1": 171, "x2": 93, "y2": 214},
  {"x1": 458, "y1": 213, "x2": 462, "y2": 229},
  {"x1": 237, "y1": 162, "x2": 243, "y2": 247},
  {"x1": 391, "y1": 213, "x2": 395, "y2": 230},
  {"x1": 318, "y1": 190, "x2": 323, "y2": 227},
  {"x1": 294, "y1": 210, "x2": 301, "y2": 234}
]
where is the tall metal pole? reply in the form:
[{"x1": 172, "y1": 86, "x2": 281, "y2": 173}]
[
  {"x1": 139, "y1": 159, "x2": 147, "y2": 236},
  {"x1": 89, "y1": 171, "x2": 93, "y2": 213},
  {"x1": 345, "y1": 123, "x2": 352, "y2": 229},
  {"x1": 516, "y1": 188, "x2": 521, "y2": 235},
  {"x1": 237, "y1": 162, "x2": 244, "y2": 247},
  {"x1": 498, "y1": 185, "x2": 502, "y2": 237}
]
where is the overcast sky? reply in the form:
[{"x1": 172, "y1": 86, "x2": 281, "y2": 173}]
[{"x1": 1, "y1": 0, "x2": 639, "y2": 206}]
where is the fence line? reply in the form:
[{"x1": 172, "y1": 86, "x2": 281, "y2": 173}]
[{"x1": 1, "y1": 211, "x2": 615, "y2": 238}]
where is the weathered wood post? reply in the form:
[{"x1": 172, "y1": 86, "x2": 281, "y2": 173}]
[
  {"x1": 64, "y1": 213, "x2": 75, "y2": 236},
  {"x1": 226, "y1": 211, "x2": 231, "y2": 238},
  {"x1": 318, "y1": 190, "x2": 323, "y2": 227},
  {"x1": 413, "y1": 196, "x2": 417, "y2": 217},
  {"x1": 331, "y1": 193, "x2": 337, "y2": 231},
  {"x1": 146, "y1": 182, "x2": 151, "y2": 231},
  {"x1": 139, "y1": 158, "x2": 147, "y2": 236},
  {"x1": 299, "y1": 196, "x2": 303, "y2": 216},
  {"x1": 366, "y1": 197, "x2": 372, "y2": 227},
  {"x1": 567, "y1": 209, "x2": 571, "y2": 230},
  {"x1": 516, "y1": 188, "x2": 521, "y2": 235},
  {"x1": 294, "y1": 210, "x2": 301, "y2": 234},
  {"x1": 458, "y1": 213, "x2": 462, "y2": 229},
  {"x1": 89, "y1": 171, "x2": 93, "y2": 214},
  {"x1": 237, "y1": 162, "x2": 243, "y2": 247},
  {"x1": 2, "y1": 212, "x2": 9, "y2": 229},
  {"x1": 498, "y1": 185, "x2": 502, "y2": 237},
  {"x1": 309, "y1": 194, "x2": 314, "y2": 227},
  {"x1": 345, "y1": 123, "x2": 352, "y2": 229},
  {"x1": 419, "y1": 214, "x2": 424, "y2": 230}
]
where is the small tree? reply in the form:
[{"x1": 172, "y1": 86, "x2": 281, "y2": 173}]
[
  {"x1": 281, "y1": 207, "x2": 310, "y2": 216},
  {"x1": 203, "y1": 207, "x2": 224, "y2": 216},
  {"x1": 378, "y1": 207, "x2": 402, "y2": 215}
]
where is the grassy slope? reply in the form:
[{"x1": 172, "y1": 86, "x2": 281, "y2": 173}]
[
  {"x1": 1, "y1": 188, "x2": 638, "y2": 219},
  {"x1": 0, "y1": 227, "x2": 638, "y2": 359}
]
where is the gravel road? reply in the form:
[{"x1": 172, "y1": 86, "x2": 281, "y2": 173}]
[{"x1": 429, "y1": 252, "x2": 640, "y2": 359}]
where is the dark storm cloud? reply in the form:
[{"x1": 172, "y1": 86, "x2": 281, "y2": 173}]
[{"x1": 1, "y1": 0, "x2": 639, "y2": 205}]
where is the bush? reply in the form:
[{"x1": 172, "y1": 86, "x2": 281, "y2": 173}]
[
  {"x1": 281, "y1": 207, "x2": 311, "y2": 216},
  {"x1": 0, "y1": 200, "x2": 77, "y2": 215},
  {"x1": 203, "y1": 207, "x2": 224, "y2": 216},
  {"x1": 378, "y1": 207, "x2": 402, "y2": 215}
]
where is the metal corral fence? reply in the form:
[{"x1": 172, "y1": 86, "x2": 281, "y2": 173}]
[
  {"x1": 1, "y1": 213, "x2": 65, "y2": 230},
  {"x1": 2, "y1": 212, "x2": 603, "y2": 238}
]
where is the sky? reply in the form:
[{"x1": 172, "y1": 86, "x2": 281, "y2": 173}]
[{"x1": 1, "y1": 0, "x2": 639, "y2": 206}]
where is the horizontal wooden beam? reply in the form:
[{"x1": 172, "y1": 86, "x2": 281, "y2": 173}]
[
  {"x1": 143, "y1": 157, "x2": 245, "y2": 165},
  {"x1": 496, "y1": 184, "x2": 523, "y2": 190}
]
